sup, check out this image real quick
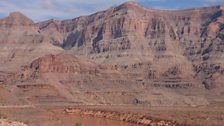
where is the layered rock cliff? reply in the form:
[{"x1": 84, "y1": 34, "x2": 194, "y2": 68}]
[
  {"x1": 39, "y1": 2, "x2": 224, "y2": 60},
  {"x1": 6, "y1": 53, "x2": 208, "y2": 106},
  {"x1": 38, "y1": 2, "x2": 224, "y2": 91}
]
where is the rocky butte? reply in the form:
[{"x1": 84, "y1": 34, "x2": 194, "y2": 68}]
[{"x1": 0, "y1": 2, "x2": 224, "y2": 107}]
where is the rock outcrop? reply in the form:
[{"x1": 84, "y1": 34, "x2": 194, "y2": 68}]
[
  {"x1": 65, "y1": 107, "x2": 185, "y2": 126},
  {"x1": 0, "y1": 12, "x2": 39, "y2": 44},
  {"x1": 0, "y1": 12, "x2": 62, "y2": 73},
  {"x1": 0, "y1": 119, "x2": 28, "y2": 126}
]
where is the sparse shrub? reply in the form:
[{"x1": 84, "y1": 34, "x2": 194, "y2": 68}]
[
  {"x1": 0, "y1": 112, "x2": 7, "y2": 119},
  {"x1": 75, "y1": 122, "x2": 82, "y2": 126}
]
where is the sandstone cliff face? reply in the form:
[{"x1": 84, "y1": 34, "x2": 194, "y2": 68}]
[
  {"x1": 38, "y1": 2, "x2": 224, "y2": 91},
  {"x1": 26, "y1": 54, "x2": 98, "y2": 77},
  {"x1": 39, "y1": 3, "x2": 224, "y2": 59}
]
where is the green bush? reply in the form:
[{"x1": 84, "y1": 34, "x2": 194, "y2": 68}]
[{"x1": 75, "y1": 122, "x2": 82, "y2": 126}]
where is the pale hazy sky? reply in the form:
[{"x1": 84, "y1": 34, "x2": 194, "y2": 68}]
[{"x1": 0, "y1": 0, "x2": 223, "y2": 22}]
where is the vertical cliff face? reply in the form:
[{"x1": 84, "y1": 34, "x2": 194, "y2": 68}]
[
  {"x1": 38, "y1": 3, "x2": 224, "y2": 60},
  {"x1": 40, "y1": 2, "x2": 151, "y2": 52},
  {"x1": 38, "y1": 3, "x2": 224, "y2": 90}
]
